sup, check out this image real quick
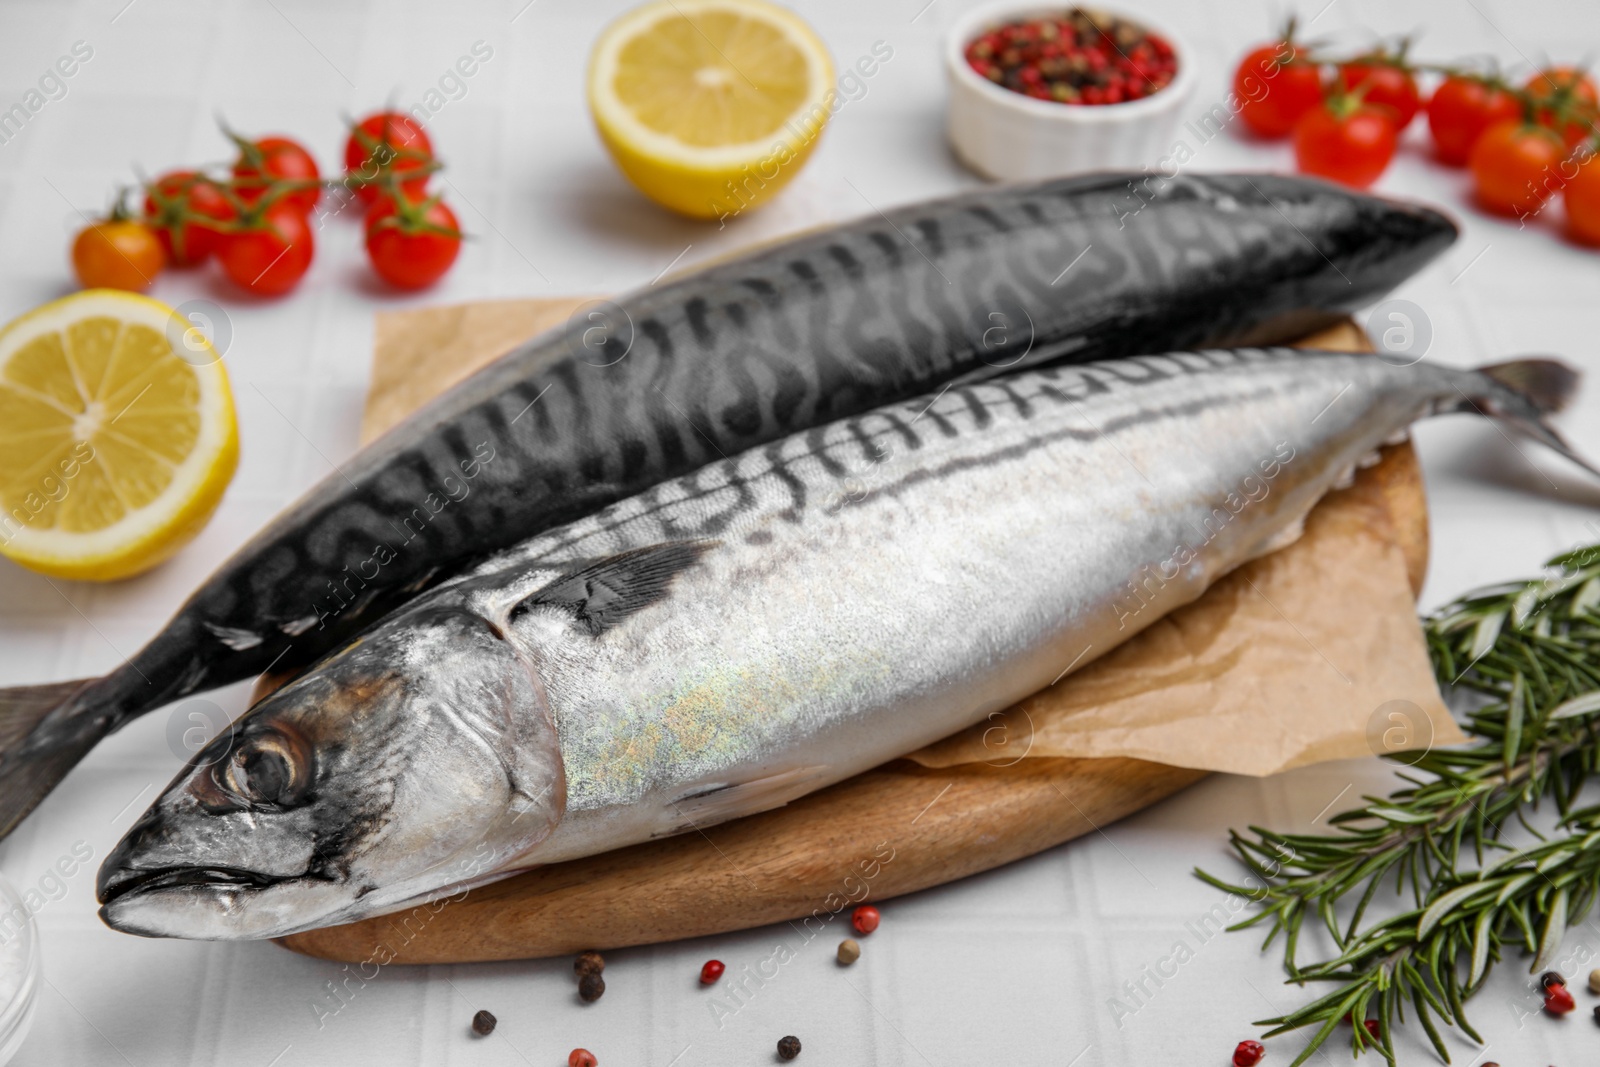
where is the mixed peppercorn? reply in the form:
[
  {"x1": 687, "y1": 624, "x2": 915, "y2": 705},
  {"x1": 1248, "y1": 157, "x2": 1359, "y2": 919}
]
[
  {"x1": 964, "y1": 9, "x2": 1178, "y2": 105},
  {"x1": 574, "y1": 949, "x2": 606, "y2": 1003},
  {"x1": 1542, "y1": 970, "x2": 1577, "y2": 1015},
  {"x1": 499, "y1": 912, "x2": 887, "y2": 1059}
]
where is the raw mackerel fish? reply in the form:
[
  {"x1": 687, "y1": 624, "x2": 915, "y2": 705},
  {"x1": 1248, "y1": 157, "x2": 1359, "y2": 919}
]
[
  {"x1": 0, "y1": 173, "x2": 1456, "y2": 841},
  {"x1": 97, "y1": 347, "x2": 1589, "y2": 940}
]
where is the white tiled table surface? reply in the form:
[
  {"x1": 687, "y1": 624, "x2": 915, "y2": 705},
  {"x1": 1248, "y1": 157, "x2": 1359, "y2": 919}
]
[{"x1": 2, "y1": 0, "x2": 1599, "y2": 1063}]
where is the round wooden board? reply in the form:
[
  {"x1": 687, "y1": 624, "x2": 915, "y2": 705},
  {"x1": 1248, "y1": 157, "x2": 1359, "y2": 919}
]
[{"x1": 278, "y1": 323, "x2": 1429, "y2": 965}]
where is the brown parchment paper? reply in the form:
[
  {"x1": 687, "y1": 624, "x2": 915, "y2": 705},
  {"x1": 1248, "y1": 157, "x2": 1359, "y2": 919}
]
[{"x1": 362, "y1": 302, "x2": 1464, "y2": 778}]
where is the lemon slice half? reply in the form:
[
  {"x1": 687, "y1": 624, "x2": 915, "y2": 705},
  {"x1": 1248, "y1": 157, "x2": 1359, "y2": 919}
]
[
  {"x1": 0, "y1": 289, "x2": 238, "y2": 581},
  {"x1": 589, "y1": 0, "x2": 835, "y2": 219}
]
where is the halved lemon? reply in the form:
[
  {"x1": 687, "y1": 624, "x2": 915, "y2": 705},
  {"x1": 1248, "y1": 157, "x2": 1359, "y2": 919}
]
[
  {"x1": 588, "y1": 0, "x2": 835, "y2": 219},
  {"x1": 0, "y1": 290, "x2": 238, "y2": 581}
]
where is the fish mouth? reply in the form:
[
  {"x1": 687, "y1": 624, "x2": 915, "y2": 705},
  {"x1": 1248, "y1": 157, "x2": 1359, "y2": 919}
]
[
  {"x1": 97, "y1": 860, "x2": 361, "y2": 940},
  {"x1": 97, "y1": 863, "x2": 285, "y2": 906}
]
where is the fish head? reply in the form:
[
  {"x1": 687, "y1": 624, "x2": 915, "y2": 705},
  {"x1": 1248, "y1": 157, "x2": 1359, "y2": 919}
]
[{"x1": 97, "y1": 605, "x2": 566, "y2": 940}]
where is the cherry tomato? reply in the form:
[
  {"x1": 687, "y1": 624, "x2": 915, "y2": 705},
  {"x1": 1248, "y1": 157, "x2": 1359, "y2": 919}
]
[
  {"x1": 217, "y1": 202, "x2": 315, "y2": 295},
  {"x1": 143, "y1": 170, "x2": 234, "y2": 267},
  {"x1": 345, "y1": 112, "x2": 433, "y2": 207},
  {"x1": 1337, "y1": 61, "x2": 1420, "y2": 129},
  {"x1": 1469, "y1": 120, "x2": 1567, "y2": 216},
  {"x1": 1234, "y1": 42, "x2": 1324, "y2": 138},
  {"x1": 1293, "y1": 101, "x2": 1398, "y2": 188},
  {"x1": 1563, "y1": 151, "x2": 1600, "y2": 245},
  {"x1": 71, "y1": 219, "x2": 164, "y2": 291},
  {"x1": 1426, "y1": 75, "x2": 1523, "y2": 166},
  {"x1": 232, "y1": 135, "x2": 321, "y2": 214},
  {"x1": 1525, "y1": 66, "x2": 1598, "y2": 147},
  {"x1": 364, "y1": 197, "x2": 461, "y2": 290}
]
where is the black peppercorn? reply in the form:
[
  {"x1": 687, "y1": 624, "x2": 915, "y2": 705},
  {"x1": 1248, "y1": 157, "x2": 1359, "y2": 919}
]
[
  {"x1": 579, "y1": 972, "x2": 605, "y2": 1002},
  {"x1": 777, "y1": 1035, "x2": 801, "y2": 1060},
  {"x1": 471, "y1": 1010, "x2": 496, "y2": 1036},
  {"x1": 1538, "y1": 970, "x2": 1566, "y2": 990},
  {"x1": 574, "y1": 950, "x2": 605, "y2": 978}
]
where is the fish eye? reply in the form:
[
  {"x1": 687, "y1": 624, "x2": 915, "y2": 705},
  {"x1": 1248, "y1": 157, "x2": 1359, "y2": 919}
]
[
  {"x1": 228, "y1": 746, "x2": 289, "y2": 804},
  {"x1": 199, "y1": 728, "x2": 311, "y2": 811}
]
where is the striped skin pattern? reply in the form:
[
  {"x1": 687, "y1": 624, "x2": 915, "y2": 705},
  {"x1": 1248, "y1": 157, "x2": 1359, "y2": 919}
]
[
  {"x1": 3, "y1": 174, "x2": 1455, "y2": 845},
  {"x1": 98, "y1": 345, "x2": 1542, "y2": 939}
]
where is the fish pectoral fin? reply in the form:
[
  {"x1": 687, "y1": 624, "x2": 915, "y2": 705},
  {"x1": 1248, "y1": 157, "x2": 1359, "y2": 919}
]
[
  {"x1": 669, "y1": 765, "x2": 830, "y2": 827},
  {"x1": 508, "y1": 540, "x2": 718, "y2": 636}
]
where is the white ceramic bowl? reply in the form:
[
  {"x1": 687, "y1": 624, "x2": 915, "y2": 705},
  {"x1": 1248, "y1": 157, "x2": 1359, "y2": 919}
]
[
  {"x1": 0, "y1": 876, "x2": 39, "y2": 1067},
  {"x1": 946, "y1": 2, "x2": 1198, "y2": 181}
]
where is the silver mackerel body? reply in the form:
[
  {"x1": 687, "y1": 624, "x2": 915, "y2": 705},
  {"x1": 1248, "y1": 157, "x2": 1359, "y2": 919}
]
[
  {"x1": 498, "y1": 349, "x2": 1341, "y2": 863},
  {"x1": 96, "y1": 347, "x2": 1586, "y2": 939}
]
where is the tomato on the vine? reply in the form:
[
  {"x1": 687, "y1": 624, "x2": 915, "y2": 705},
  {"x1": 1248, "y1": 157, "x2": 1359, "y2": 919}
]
[
  {"x1": 1294, "y1": 97, "x2": 1398, "y2": 188},
  {"x1": 143, "y1": 170, "x2": 234, "y2": 267},
  {"x1": 216, "y1": 201, "x2": 315, "y2": 295},
  {"x1": 1469, "y1": 120, "x2": 1567, "y2": 216},
  {"x1": 1563, "y1": 152, "x2": 1600, "y2": 245},
  {"x1": 71, "y1": 219, "x2": 165, "y2": 291},
  {"x1": 1233, "y1": 40, "x2": 1324, "y2": 138},
  {"x1": 1525, "y1": 67, "x2": 1598, "y2": 147},
  {"x1": 232, "y1": 135, "x2": 321, "y2": 214},
  {"x1": 364, "y1": 195, "x2": 462, "y2": 290},
  {"x1": 1337, "y1": 60, "x2": 1420, "y2": 129},
  {"x1": 1426, "y1": 75, "x2": 1523, "y2": 166},
  {"x1": 344, "y1": 112, "x2": 434, "y2": 207}
]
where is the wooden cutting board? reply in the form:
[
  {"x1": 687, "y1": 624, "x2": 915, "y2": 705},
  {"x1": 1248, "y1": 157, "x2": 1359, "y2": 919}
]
[{"x1": 278, "y1": 322, "x2": 1427, "y2": 964}]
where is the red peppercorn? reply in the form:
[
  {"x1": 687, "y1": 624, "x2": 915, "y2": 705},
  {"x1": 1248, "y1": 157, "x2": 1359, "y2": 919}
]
[
  {"x1": 1544, "y1": 982, "x2": 1576, "y2": 1014},
  {"x1": 1233, "y1": 1039, "x2": 1265, "y2": 1067},
  {"x1": 851, "y1": 905, "x2": 880, "y2": 935},
  {"x1": 1362, "y1": 1019, "x2": 1380, "y2": 1041},
  {"x1": 699, "y1": 959, "x2": 725, "y2": 985},
  {"x1": 569, "y1": 1049, "x2": 598, "y2": 1067}
]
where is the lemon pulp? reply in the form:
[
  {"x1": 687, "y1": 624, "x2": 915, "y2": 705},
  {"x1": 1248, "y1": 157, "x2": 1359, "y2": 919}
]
[
  {"x1": 589, "y1": 0, "x2": 835, "y2": 219},
  {"x1": 0, "y1": 290, "x2": 238, "y2": 581}
]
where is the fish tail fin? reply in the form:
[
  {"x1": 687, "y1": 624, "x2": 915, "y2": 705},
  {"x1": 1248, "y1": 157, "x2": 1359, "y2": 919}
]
[
  {"x1": 1468, "y1": 358, "x2": 1600, "y2": 477},
  {"x1": 0, "y1": 678, "x2": 108, "y2": 839}
]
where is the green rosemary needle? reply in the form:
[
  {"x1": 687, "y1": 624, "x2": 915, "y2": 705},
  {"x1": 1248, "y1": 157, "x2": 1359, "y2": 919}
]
[{"x1": 1199, "y1": 542, "x2": 1600, "y2": 1064}]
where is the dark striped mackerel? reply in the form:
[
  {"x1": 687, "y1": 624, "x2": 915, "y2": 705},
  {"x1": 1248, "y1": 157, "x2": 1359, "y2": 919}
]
[
  {"x1": 0, "y1": 172, "x2": 1455, "y2": 840},
  {"x1": 98, "y1": 347, "x2": 1589, "y2": 940}
]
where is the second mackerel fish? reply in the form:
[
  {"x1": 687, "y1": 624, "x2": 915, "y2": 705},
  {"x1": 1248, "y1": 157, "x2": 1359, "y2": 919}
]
[{"x1": 97, "y1": 348, "x2": 1591, "y2": 939}]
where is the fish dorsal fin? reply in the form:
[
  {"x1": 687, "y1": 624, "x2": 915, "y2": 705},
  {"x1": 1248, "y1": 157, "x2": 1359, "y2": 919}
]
[{"x1": 511, "y1": 541, "x2": 717, "y2": 636}]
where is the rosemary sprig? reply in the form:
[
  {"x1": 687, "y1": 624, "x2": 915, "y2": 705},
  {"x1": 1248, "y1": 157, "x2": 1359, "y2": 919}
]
[{"x1": 1199, "y1": 542, "x2": 1600, "y2": 1064}]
